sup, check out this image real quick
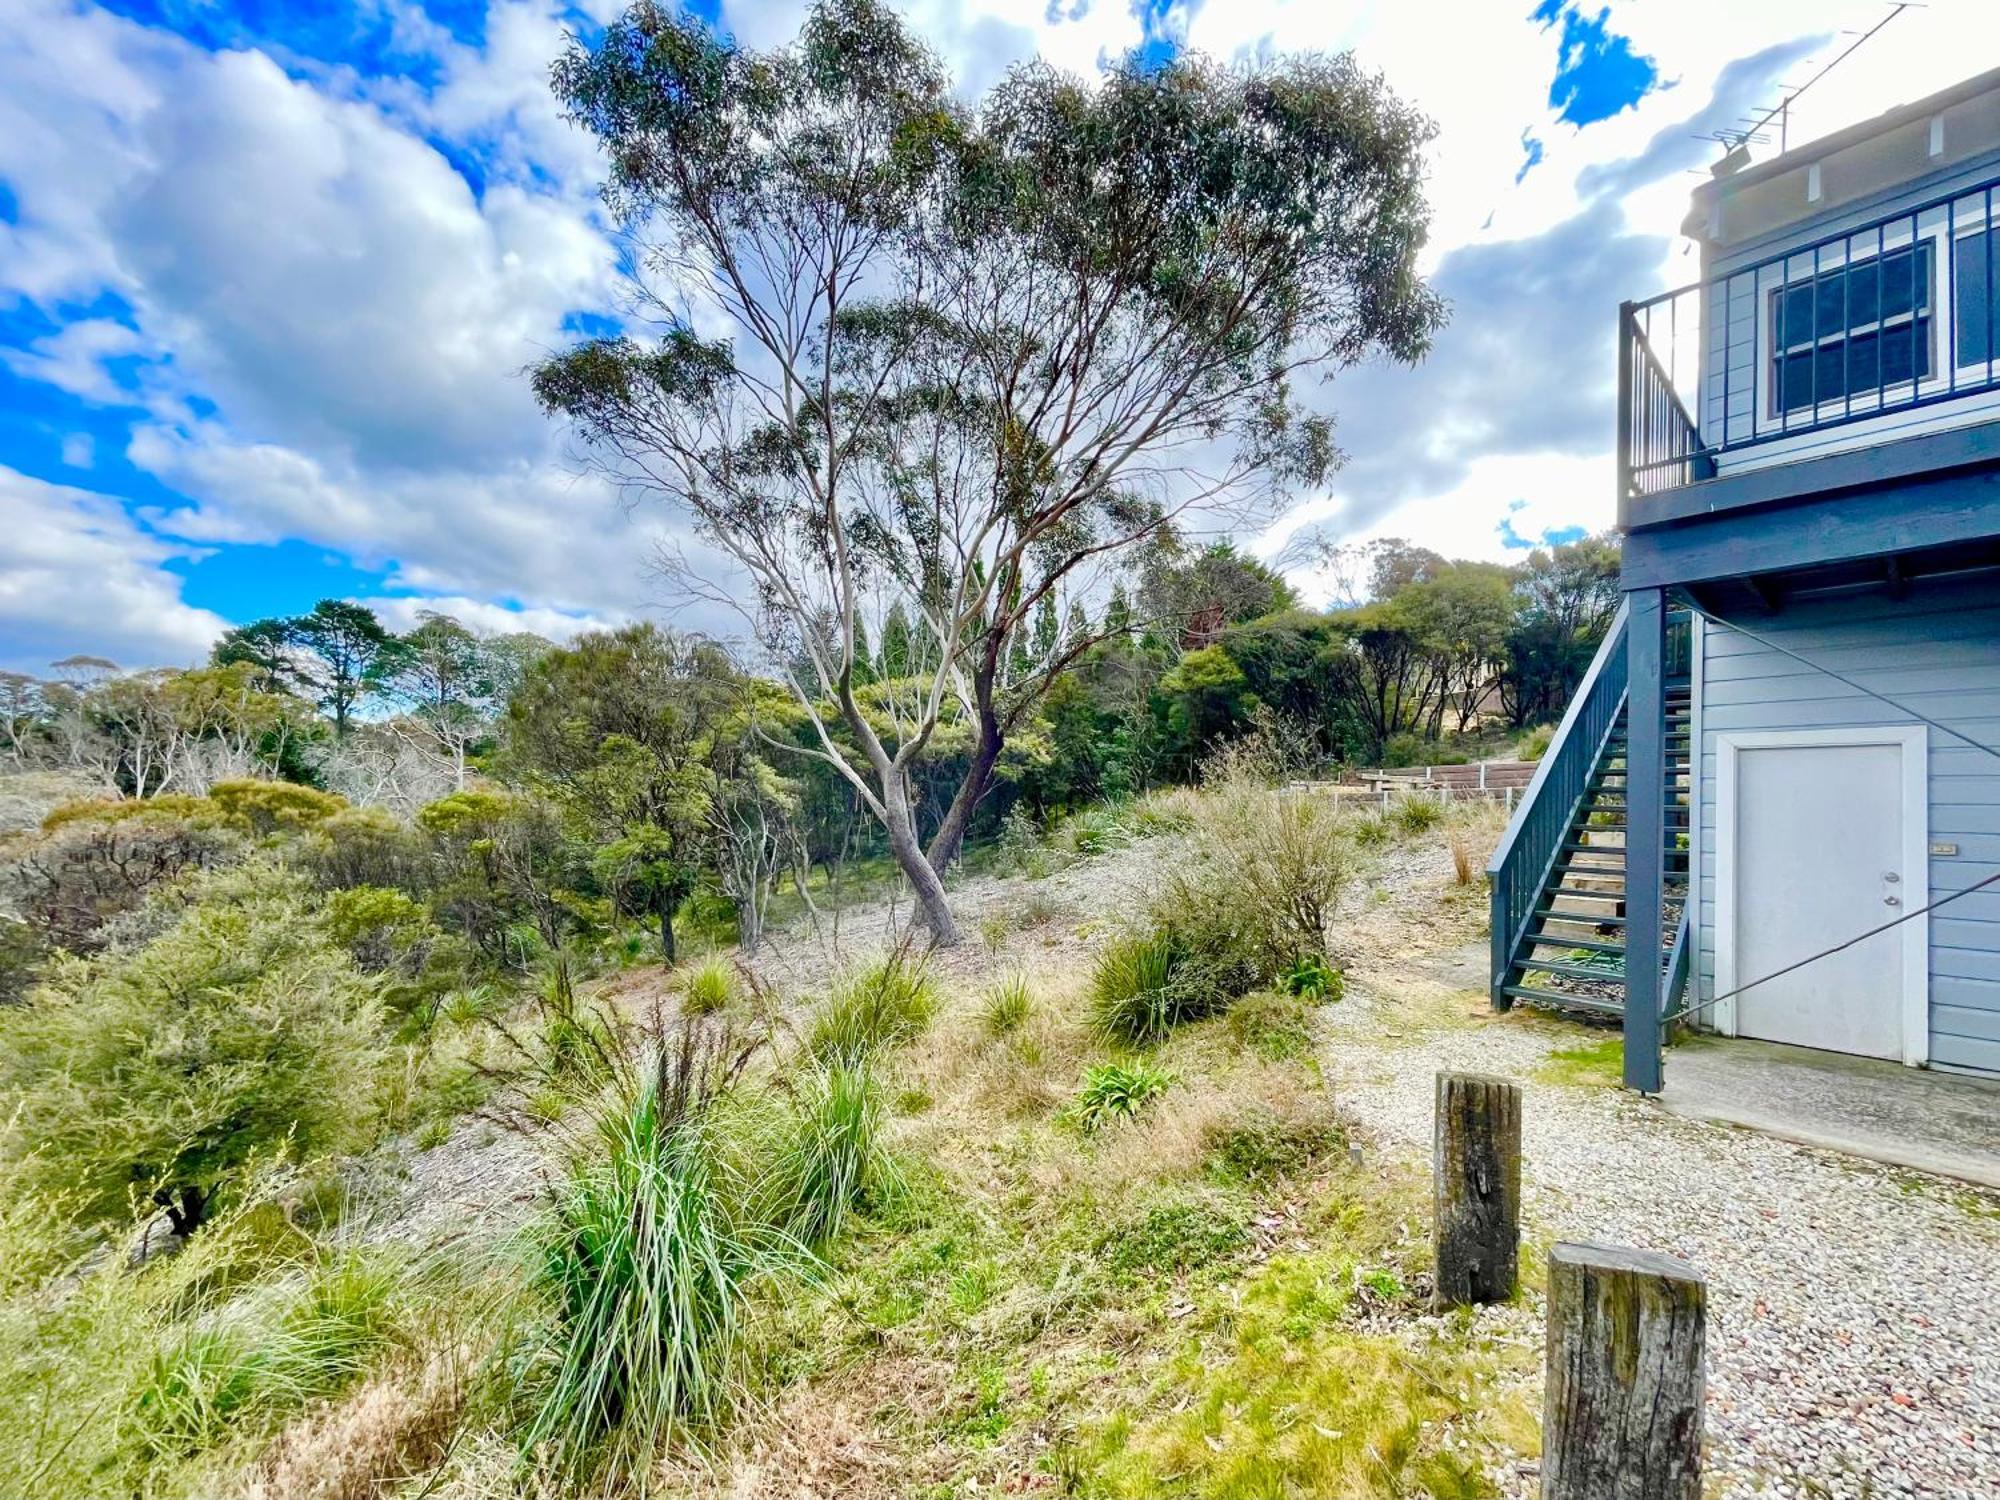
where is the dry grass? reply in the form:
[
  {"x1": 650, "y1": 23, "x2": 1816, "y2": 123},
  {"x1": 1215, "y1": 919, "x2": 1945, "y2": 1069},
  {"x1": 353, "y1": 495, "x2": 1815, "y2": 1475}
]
[{"x1": 233, "y1": 1350, "x2": 467, "y2": 1500}]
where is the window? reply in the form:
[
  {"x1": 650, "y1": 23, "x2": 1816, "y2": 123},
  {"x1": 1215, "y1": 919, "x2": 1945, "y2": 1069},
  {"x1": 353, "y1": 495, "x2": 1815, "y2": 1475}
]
[
  {"x1": 1956, "y1": 226, "x2": 1996, "y2": 370},
  {"x1": 1768, "y1": 241, "x2": 1933, "y2": 416}
]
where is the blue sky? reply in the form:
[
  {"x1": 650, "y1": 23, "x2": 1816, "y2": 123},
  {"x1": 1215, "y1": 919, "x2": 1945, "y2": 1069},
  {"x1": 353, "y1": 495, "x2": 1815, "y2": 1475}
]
[{"x1": 1, "y1": 0, "x2": 1988, "y2": 671}]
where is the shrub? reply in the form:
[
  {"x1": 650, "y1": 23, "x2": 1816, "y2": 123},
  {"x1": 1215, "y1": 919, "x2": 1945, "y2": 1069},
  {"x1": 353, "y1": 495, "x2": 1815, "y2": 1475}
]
[
  {"x1": 521, "y1": 1026, "x2": 782, "y2": 1481},
  {"x1": 682, "y1": 956, "x2": 736, "y2": 1015},
  {"x1": 1071, "y1": 1061, "x2": 1174, "y2": 1133},
  {"x1": 205, "y1": 779, "x2": 347, "y2": 837},
  {"x1": 980, "y1": 972, "x2": 1033, "y2": 1038},
  {"x1": 756, "y1": 1062, "x2": 888, "y2": 1246},
  {"x1": 1515, "y1": 723, "x2": 1555, "y2": 761},
  {"x1": 324, "y1": 884, "x2": 432, "y2": 972},
  {"x1": 0, "y1": 804, "x2": 238, "y2": 957},
  {"x1": 807, "y1": 952, "x2": 937, "y2": 1066},
  {"x1": 1155, "y1": 779, "x2": 1360, "y2": 985},
  {"x1": 302, "y1": 806, "x2": 427, "y2": 892},
  {"x1": 1204, "y1": 1103, "x2": 1339, "y2": 1183},
  {"x1": 0, "y1": 864, "x2": 386, "y2": 1234}
]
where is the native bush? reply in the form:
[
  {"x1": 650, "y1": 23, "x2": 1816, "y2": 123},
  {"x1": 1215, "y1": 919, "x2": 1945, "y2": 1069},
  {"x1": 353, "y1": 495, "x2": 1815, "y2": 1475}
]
[
  {"x1": 0, "y1": 863, "x2": 387, "y2": 1234},
  {"x1": 1089, "y1": 932, "x2": 1186, "y2": 1045},
  {"x1": 1388, "y1": 790, "x2": 1446, "y2": 835},
  {"x1": 980, "y1": 971, "x2": 1034, "y2": 1038},
  {"x1": 205, "y1": 779, "x2": 347, "y2": 838}
]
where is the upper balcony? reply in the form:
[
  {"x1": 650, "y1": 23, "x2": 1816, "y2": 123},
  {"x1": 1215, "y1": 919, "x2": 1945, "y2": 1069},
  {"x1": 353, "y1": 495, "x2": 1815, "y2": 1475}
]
[{"x1": 1619, "y1": 163, "x2": 2000, "y2": 515}]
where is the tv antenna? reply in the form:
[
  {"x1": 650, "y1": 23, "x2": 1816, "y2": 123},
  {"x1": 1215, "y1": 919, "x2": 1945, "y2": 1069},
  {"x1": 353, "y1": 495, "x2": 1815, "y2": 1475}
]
[{"x1": 1704, "y1": 2, "x2": 1920, "y2": 172}]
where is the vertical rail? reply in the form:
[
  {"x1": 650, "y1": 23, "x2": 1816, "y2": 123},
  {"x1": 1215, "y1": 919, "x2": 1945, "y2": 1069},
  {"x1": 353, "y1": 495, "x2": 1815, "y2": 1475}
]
[{"x1": 1624, "y1": 590, "x2": 1667, "y2": 1094}]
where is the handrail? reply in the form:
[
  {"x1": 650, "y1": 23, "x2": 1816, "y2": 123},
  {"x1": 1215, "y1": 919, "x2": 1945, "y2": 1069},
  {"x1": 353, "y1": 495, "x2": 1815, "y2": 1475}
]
[
  {"x1": 1621, "y1": 165, "x2": 2000, "y2": 500},
  {"x1": 1488, "y1": 600, "x2": 1630, "y2": 1009}
]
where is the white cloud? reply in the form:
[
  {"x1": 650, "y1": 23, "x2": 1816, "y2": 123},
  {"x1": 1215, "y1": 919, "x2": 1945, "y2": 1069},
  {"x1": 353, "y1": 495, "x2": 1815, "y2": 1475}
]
[
  {"x1": 0, "y1": 465, "x2": 226, "y2": 673},
  {"x1": 358, "y1": 594, "x2": 624, "y2": 641}
]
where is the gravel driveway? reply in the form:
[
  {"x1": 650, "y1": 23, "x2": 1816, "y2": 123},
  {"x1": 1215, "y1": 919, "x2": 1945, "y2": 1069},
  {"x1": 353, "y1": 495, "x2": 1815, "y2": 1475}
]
[{"x1": 1326, "y1": 942, "x2": 2000, "y2": 1500}]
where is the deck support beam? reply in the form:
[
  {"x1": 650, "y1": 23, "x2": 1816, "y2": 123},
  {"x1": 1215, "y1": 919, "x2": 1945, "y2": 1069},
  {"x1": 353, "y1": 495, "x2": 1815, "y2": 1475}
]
[{"x1": 1624, "y1": 587, "x2": 1667, "y2": 1094}]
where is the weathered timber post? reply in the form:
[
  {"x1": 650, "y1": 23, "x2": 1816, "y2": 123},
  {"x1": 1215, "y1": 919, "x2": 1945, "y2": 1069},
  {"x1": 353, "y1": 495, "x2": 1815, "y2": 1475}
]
[
  {"x1": 1432, "y1": 1071, "x2": 1522, "y2": 1306},
  {"x1": 1541, "y1": 1241, "x2": 1706, "y2": 1500}
]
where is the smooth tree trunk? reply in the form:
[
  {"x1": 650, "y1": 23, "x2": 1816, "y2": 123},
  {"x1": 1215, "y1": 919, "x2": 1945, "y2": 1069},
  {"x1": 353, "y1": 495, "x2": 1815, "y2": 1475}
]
[
  {"x1": 885, "y1": 780, "x2": 959, "y2": 945},
  {"x1": 926, "y1": 705, "x2": 1002, "y2": 875},
  {"x1": 1541, "y1": 1241, "x2": 1706, "y2": 1500},
  {"x1": 657, "y1": 898, "x2": 677, "y2": 966}
]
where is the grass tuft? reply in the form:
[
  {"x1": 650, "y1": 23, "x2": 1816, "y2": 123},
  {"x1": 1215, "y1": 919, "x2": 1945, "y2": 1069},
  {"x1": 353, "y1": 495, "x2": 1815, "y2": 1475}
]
[
  {"x1": 757, "y1": 1062, "x2": 890, "y2": 1247},
  {"x1": 807, "y1": 952, "x2": 937, "y2": 1067},
  {"x1": 682, "y1": 955, "x2": 737, "y2": 1016},
  {"x1": 980, "y1": 971, "x2": 1034, "y2": 1038}
]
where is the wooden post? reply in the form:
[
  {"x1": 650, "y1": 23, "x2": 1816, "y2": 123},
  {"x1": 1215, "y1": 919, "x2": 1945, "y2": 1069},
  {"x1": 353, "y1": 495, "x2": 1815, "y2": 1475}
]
[
  {"x1": 1432, "y1": 1071, "x2": 1521, "y2": 1306},
  {"x1": 1542, "y1": 1242, "x2": 1705, "y2": 1500}
]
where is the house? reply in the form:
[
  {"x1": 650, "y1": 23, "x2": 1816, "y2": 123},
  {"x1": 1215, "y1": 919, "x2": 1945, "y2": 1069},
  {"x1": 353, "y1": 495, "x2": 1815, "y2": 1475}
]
[{"x1": 1490, "y1": 68, "x2": 2000, "y2": 1091}]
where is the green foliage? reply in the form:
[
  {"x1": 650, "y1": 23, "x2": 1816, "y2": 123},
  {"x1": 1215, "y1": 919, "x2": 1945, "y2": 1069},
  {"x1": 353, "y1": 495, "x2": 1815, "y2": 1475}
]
[
  {"x1": 132, "y1": 1249, "x2": 400, "y2": 1460},
  {"x1": 807, "y1": 952, "x2": 938, "y2": 1066},
  {"x1": 204, "y1": 778, "x2": 346, "y2": 836},
  {"x1": 979, "y1": 971, "x2": 1033, "y2": 1038},
  {"x1": 1088, "y1": 931, "x2": 1184, "y2": 1046},
  {"x1": 1071, "y1": 1060, "x2": 1174, "y2": 1133},
  {"x1": 1388, "y1": 790, "x2": 1445, "y2": 834},
  {"x1": 756, "y1": 1063, "x2": 889, "y2": 1247},
  {"x1": 1205, "y1": 1103, "x2": 1339, "y2": 1183},
  {"x1": 0, "y1": 865, "x2": 386, "y2": 1232},
  {"x1": 1097, "y1": 1193, "x2": 1249, "y2": 1275},
  {"x1": 683, "y1": 955, "x2": 737, "y2": 1015},
  {"x1": 1279, "y1": 953, "x2": 1342, "y2": 1002},
  {"x1": 1225, "y1": 990, "x2": 1317, "y2": 1062},
  {"x1": 323, "y1": 883, "x2": 431, "y2": 971},
  {"x1": 520, "y1": 1027, "x2": 781, "y2": 1481}
]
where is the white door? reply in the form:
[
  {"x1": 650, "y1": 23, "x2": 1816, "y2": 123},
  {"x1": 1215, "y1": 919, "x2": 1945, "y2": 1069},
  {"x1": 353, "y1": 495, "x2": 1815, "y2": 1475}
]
[{"x1": 1719, "y1": 728, "x2": 1928, "y2": 1063}]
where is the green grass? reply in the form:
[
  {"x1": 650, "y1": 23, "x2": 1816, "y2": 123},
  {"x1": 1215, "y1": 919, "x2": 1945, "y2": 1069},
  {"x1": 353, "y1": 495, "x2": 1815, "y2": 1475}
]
[
  {"x1": 1072, "y1": 1245, "x2": 1535, "y2": 1497},
  {"x1": 1089, "y1": 933, "x2": 1180, "y2": 1045},
  {"x1": 756, "y1": 1062, "x2": 890, "y2": 1248},
  {"x1": 980, "y1": 972, "x2": 1034, "y2": 1038},
  {"x1": 1534, "y1": 1034, "x2": 1624, "y2": 1088},
  {"x1": 682, "y1": 955, "x2": 737, "y2": 1015},
  {"x1": 521, "y1": 1034, "x2": 789, "y2": 1482},
  {"x1": 807, "y1": 952, "x2": 938, "y2": 1067}
]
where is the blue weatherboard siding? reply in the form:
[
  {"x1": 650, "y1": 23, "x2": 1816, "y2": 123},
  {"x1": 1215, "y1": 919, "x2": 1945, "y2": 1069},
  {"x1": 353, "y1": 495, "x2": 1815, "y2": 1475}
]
[{"x1": 1692, "y1": 576, "x2": 2000, "y2": 1076}]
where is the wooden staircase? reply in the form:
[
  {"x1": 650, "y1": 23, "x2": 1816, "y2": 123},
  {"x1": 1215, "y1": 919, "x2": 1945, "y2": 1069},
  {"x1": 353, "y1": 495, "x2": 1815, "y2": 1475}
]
[{"x1": 1488, "y1": 604, "x2": 1694, "y2": 1021}]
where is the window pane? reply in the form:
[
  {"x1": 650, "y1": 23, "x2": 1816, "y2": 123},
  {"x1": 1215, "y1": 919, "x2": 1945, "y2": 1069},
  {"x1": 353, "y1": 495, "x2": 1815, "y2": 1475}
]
[{"x1": 1957, "y1": 228, "x2": 1995, "y2": 368}]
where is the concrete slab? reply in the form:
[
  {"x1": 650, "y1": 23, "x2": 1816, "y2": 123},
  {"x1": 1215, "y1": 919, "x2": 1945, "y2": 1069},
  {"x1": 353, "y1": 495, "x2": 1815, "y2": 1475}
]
[{"x1": 1657, "y1": 1037, "x2": 2000, "y2": 1190}]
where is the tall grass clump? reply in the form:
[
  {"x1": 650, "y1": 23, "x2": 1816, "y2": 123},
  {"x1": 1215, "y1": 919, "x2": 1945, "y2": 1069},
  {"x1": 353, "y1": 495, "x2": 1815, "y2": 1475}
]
[
  {"x1": 806, "y1": 951, "x2": 937, "y2": 1066},
  {"x1": 682, "y1": 955, "x2": 737, "y2": 1015},
  {"x1": 755, "y1": 1062, "x2": 889, "y2": 1247},
  {"x1": 520, "y1": 1022, "x2": 776, "y2": 1482},
  {"x1": 1089, "y1": 932, "x2": 1183, "y2": 1045},
  {"x1": 1388, "y1": 791, "x2": 1446, "y2": 835},
  {"x1": 980, "y1": 971, "x2": 1034, "y2": 1038}
]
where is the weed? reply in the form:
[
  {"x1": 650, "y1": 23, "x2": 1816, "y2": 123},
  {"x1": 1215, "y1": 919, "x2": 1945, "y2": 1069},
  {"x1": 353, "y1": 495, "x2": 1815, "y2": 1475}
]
[
  {"x1": 1449, "y1": 833, "x2": 1475, "y2": 886},
  {"x1": 1535, "y1": 1035, "x2": 1623, "y2": 1088},
  {"x1": 1071, "y1": 1060, "x2": 1174, "y2": 1132},
  {"x1": 980, "y1": 972, "x2": 1034, "y2": 1038},
  {"x1": 1279, "y1": 954, "x2": 1342, "y2": 1002},
  {"x1": 1206, "y1": 1105, "x2": 1338, "y2": 1183}
]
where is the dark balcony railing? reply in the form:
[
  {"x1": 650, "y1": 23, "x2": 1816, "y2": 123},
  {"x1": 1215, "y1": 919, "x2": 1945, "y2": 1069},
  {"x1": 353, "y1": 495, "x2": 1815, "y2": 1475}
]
[{"x1": 1620, "y1": 169, "x2": 2000, "y2": 500}]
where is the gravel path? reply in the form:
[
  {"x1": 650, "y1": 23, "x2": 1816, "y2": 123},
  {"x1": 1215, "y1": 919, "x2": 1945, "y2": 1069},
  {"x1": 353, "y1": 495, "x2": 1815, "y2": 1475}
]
[{"x1": 1326, "y1": 943, "x2": 2000, "y2": 1500}]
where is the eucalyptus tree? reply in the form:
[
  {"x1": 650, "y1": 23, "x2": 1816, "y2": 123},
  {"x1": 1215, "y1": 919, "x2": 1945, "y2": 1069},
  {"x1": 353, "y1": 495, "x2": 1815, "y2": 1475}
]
[{"x1": 534, "y1": 0, "x2": 1444, "y2": 942}]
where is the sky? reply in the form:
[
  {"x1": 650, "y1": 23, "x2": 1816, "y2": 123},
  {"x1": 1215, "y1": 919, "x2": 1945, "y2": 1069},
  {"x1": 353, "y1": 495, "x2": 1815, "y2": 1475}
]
[{"x1": 2, "y1": 0, "x2": 1997, "y2": 672}]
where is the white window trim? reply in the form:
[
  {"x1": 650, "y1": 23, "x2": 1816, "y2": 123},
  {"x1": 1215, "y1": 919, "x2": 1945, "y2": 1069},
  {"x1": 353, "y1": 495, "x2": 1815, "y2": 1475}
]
[
  {"x1": 1745, "y1": 202, "x2": 1999, "y2": 434},
  {"x1": 1713, "y1": 724, "x2": 1929, "y2": 1067}
]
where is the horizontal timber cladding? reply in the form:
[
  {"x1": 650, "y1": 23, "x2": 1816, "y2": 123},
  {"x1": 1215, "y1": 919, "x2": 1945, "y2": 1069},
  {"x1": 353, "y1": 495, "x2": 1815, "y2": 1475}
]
[{"x1": 1694, "y1": 573, "x2": 2000, "y2": 1075}]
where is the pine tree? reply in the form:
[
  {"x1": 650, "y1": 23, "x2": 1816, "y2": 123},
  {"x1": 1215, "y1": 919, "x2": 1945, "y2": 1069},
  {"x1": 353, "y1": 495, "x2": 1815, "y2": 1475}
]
[
  {"x1": 1105, "y1": 584, "x2": 1134, "y2": 640},
  {"x1": 878, "y1": 603, "x2": 913, "y2": 679},
  {"x1": 1031, "y1": 594, "x2": 1060, "y2": 663},
  {"x1": 1064, "y1": 599, "x2": 1091, "y2": 652}
]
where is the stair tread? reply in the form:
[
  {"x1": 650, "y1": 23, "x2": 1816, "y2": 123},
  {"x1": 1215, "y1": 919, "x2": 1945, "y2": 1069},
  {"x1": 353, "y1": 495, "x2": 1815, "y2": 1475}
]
[{"x1": 1501, "y1": 983, "x2": 1625, "y2": 1015}]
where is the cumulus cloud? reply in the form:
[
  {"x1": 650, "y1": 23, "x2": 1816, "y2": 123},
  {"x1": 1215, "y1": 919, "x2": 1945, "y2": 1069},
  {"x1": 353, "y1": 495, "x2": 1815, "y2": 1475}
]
[
  {"x1": 0, "y1": 465, "x2": 227, "y2": 673},
  {"x1": 357, "y1": 594, "x2": 624, "y2": 641}
]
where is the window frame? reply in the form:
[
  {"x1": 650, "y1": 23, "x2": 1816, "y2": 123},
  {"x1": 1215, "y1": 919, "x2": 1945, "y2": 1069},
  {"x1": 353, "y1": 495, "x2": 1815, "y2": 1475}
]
[{"x1": 1758, "y1": 231, "x2": 1937, "y2": 425}]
